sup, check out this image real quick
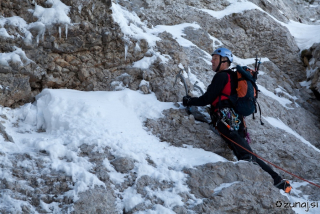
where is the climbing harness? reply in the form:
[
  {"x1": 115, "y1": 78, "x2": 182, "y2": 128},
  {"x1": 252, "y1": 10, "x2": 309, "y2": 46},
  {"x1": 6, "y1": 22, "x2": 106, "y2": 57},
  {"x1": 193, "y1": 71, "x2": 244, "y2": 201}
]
[{"x1": 219, "y1": 108, "x2": 241, "y2": 131}]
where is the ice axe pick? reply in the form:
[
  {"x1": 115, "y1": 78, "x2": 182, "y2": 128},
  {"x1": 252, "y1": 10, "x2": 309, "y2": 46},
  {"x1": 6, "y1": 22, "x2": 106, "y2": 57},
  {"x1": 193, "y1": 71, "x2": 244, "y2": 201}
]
[{"x1": 173, "y1": 69, "x2": 189, "y2": 96}]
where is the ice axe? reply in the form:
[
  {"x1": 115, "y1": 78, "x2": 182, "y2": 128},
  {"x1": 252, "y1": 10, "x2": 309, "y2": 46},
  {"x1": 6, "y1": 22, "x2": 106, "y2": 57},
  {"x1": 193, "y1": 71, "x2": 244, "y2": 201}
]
[
  {"x1": 174, "y1": 70, "x2": 210, "y2": 122},
  {"x1": 173, "y1": 69, "x2": 189, "y2": 96},
  {"x1": 194, "y1": 81, "x2": 211, "y2": 120},
  {"x1": 173, "y1": 69, "x2": 191, "y2": 113},
  {"x1": 193, "y1": 81, "x2": 204, "y2": 95}
]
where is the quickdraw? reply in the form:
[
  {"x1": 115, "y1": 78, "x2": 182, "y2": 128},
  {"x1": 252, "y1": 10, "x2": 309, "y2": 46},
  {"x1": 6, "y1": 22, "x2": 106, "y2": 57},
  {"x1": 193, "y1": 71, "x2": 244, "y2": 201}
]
[{"x1": 220, "y1": 108, "x2": 241, "y2": 131}]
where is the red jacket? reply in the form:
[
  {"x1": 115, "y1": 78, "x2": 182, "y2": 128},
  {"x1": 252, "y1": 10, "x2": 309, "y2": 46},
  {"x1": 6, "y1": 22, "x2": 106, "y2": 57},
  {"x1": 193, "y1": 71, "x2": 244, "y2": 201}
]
[{"x1": 188, "y1": 69, "x2": 236, "y2": 109}]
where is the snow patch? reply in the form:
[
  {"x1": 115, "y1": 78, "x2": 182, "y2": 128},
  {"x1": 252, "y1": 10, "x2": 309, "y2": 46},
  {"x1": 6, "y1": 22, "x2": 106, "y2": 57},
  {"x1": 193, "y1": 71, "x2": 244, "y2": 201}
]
[
  {"x1": 201, "y1": 0, "x2": 263, "y2": 19},
  {"x1": 300, "y1": 80, "x2": 311, "y2": 88},
  {"x1": 257, "y1": 84, "x2": 294, "y2": 109},
  {"x1": 3, "y1": 16, "x2": 28, "y2": 30},
  {"x1": 274, "y1": 86, "x2": 298, "y2": 107},
  {"x1": 150, "y1": 23, "x2": 201, "y2": 47},
  {"x1": 3, "y1": 89, "x2": 227, "y2": 212},
  {"x1": 31, "y1": 0, "x2": 71, "y2": 25},
  {"x1": 264, "y1": 117, "x2": 320, "y2": 153},
  {"x1": 0, "y1": 47, "x2": 33, "y2": 67},
  {"x1": 111, "y1": 3, "x2": 160, "y2": 46},
  {"x1": 208, "y1": 34, "x2": 223, "y2": 50},
  {"x1": 233, "y1": 56, "x2": 269, "y2": 66},
  {"x1": 27, "y1": 22, "x2": 46, "y2": 44},
  {"x1": 133, "y1": 55, "x2": 158, "y2": 69},
  {"x1": 306, "y1": 65, "x2": 318, "y2": 79},
  {"x1": 0, "y1": 28, "x2": 14, "y2": 39},
  {"x1": 283, "y1": 20, "x2": 320, "y2": 51},
  {"x1": 213, "y1": 181, "x2": 240, "y2": 195}
]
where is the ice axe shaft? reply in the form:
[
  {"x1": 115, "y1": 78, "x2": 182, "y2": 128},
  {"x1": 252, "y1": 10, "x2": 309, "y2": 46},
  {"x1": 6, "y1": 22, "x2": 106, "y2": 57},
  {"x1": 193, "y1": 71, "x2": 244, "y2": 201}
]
[
  {"x1": 193, "y1": 81, "x2": 204, "y2": 95},
  {"x1": 257, "y1": 58, "x2": 261, "y2": 73},
  {"x1": 174, "y1": 69, "x2": 188, "y2": 96},
  {"x1": 255, "y1": 55, "x2": 258, "y2": 71}
]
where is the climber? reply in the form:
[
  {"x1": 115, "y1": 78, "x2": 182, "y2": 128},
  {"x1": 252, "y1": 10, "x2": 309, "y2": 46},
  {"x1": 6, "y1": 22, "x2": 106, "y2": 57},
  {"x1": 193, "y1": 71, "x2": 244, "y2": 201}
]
[{"x1": 182, "y1": 47, "x2": 292, "y2": 193}]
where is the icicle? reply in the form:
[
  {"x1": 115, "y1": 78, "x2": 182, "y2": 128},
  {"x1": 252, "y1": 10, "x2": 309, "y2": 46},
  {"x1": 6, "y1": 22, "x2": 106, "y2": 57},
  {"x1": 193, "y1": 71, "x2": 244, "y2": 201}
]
[
  {"x1": 42, "y1": 28, "x2": 45, "y2": 41},
  {"x1": 65, "y1": 24, "x2": 68, "y2": 39},
  {"x1": 124, "y1": 44, "x2": 128, "y2": 61},
  {"x1": 59, "y1": 26, "x2": 61, "y2": 39}
]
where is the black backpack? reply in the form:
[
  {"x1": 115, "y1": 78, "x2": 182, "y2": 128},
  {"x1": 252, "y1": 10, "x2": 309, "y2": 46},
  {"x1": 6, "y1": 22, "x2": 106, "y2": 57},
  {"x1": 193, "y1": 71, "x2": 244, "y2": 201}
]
[
  {"x1": 229, "y1": 65, "x2": 258, "y2": 116},
  {"x1": 228, "y1": 64, "x2": 264, "y2": 125}
]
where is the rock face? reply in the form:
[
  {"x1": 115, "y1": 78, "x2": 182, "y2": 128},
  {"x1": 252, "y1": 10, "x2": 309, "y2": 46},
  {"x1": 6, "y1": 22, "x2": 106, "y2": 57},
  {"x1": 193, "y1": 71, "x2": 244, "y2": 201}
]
[
  {"x1": 0, "y1": 143, "x2": 119, "y2": 213},
  {"x1": 185, "y1": 162, "x2": 295, "y2": 214},
  {"x1": 73, "y1": 188, "x2": 118, "y2": 214},
  {"x1": 145, "y1": 108, "x2": 236, "y2": 161},
  {"x1": 0, "y1": 0, "x2": 149, "y2": 106},
  {"x1": 123, "y1": 0, "x2": 305, "y2": 81},
  {"x1": 303, "y1": 43, "x2": 320, "y2": 100},
  {"x1": 0, "y1": 0, "x2": 318, "y2": 106},
  {"x1": 1, "y1": 0, "x2": 320, "y2": 213}
]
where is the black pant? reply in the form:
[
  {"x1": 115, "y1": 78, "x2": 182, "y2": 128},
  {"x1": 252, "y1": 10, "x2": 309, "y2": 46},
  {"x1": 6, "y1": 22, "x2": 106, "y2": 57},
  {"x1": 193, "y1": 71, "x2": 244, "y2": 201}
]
[{"x1": 216, "y1": 119, "x2": 282, "y2": 185}]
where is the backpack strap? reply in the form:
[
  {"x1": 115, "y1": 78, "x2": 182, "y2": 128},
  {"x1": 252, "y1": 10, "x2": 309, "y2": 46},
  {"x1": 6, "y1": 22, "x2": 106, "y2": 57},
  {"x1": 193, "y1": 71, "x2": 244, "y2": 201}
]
[
  {"x1": 252, "y1": 100, "x2": 264, "y2": 125},
  {"x1": 212, "y1": 72, "x2": 232, "y2": 111},
  {"x1": 256, "y1": 101, "x2": 264, "y2": 125},
  {"x1": 216, "y1": 93, "x2": 230, "y2": 112}
]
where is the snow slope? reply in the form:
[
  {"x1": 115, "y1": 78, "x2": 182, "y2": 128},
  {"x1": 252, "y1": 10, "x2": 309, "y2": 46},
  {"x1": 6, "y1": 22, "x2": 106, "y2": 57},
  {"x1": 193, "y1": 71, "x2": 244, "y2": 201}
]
[{"x1": 1, "y1": 89, "x2": 226, "y2": 212}]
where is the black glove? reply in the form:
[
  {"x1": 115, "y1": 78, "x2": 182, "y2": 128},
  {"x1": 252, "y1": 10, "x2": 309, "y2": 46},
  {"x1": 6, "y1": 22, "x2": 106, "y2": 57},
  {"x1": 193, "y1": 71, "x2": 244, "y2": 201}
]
[{"x1": 182, "y1": 95, "x2": 191, "y2": 106}]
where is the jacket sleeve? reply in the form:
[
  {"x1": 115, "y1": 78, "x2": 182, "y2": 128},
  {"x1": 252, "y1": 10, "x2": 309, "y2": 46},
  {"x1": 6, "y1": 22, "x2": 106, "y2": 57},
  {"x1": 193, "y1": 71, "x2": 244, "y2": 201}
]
[{"x1": 188, "y1": 72, "x2": 229, "y2": 106}]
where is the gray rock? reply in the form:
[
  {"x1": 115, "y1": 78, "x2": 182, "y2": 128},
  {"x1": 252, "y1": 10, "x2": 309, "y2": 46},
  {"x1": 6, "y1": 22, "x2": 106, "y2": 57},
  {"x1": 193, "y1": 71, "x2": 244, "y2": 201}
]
[
  {"x1": 145, "y1": 108, "x2": 235, "y2": 161},
  {"x1": 172, "y1": 206, "x2": 188, "y2": 214},
  {"x1": 125, "y1": 0, "x2": 305, "y2": 82},
  {"x1": 73, "y1": 188, "x2": 118, "y2": 214},
  {"x1": 111, "y1": 157, "x2": 135, "y2": 173},
  {"x1": 0, "y1": 73, "x2": 32, "y2": 107},
  {"x1": 78, "y1": 68, "x2": 90, "y2": 81},
  {"x1": 305, "y1": 43, "x2": 320, "y2": 99},
  {"x1": 136, "y1": 175, "x2": 174, "y2": 196},
  {"x1": 185, "y1": 162, "x2": 295, "y2": 214},
  {"x1": 0, "y1": 122, "x2": 14, "y2": 142}
]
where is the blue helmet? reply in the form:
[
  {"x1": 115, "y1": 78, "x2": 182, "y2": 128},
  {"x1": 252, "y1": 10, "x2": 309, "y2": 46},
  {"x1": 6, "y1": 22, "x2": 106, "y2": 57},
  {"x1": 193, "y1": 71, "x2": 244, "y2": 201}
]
[{"x1": 212, "y1": 47, "x2": 233, "y2": 63}]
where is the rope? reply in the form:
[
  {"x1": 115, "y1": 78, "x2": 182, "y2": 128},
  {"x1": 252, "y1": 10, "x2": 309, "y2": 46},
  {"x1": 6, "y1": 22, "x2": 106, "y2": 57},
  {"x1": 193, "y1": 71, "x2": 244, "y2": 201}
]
[{"x1": 217, "y1": 130, "x2": 320, "y2": 189}]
